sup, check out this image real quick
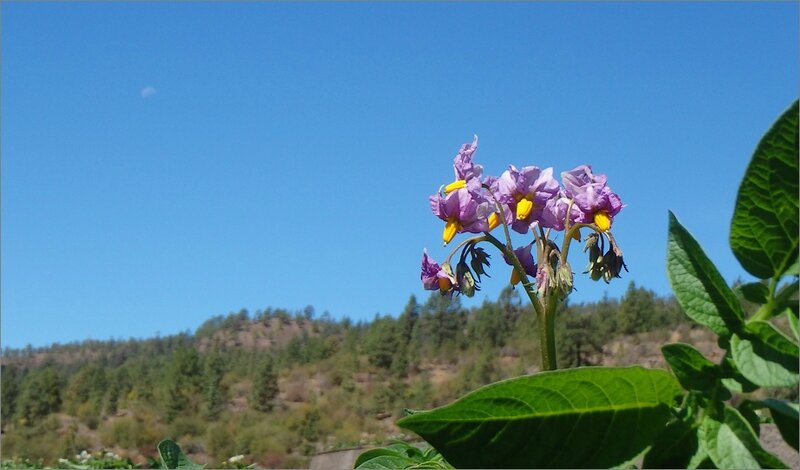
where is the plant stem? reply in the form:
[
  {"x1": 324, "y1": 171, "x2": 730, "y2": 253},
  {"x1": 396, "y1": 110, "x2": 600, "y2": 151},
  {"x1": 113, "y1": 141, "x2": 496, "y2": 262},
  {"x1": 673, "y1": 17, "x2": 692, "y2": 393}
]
[
  {"x1": 444, "y1": 236, "x2": 487, "y2": 265},
  {"x1": 540, "y1": 294, "x2": 558, "y2": 371},
  {"x1": 748, "y1": 277, "x2": 778, "y2": 323},
  {"x1": 481, "y1": 183, "x2": 560, "y2": 372}
]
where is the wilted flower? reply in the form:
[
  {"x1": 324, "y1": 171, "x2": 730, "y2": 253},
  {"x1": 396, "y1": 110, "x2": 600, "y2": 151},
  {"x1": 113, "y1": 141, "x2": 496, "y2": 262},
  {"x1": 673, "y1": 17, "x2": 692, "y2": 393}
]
[
  {"x1": 583, "y1": 232, "x2": 628, "y2": 283},
  {"x1": 430, "y1": 188, "x2": 491, "y2": 245},
  {"x1": 456, "y1": 260, "x2": 478, "y2": 297},
  {"x1": 504, "y1": 244, "x2": 538, "y2": 285},
  {"x1": 495, "y1": 165, "x2": 560, "y2": 234},
  {"x1": 561, "y1": 165, "x2": 607, "y2": 197},
  {"x1": 444, "y1": 135, "x2": 483, "y2": 194},
  {"x1": 469, "y1": 246, "x2": 491, "y2": 281},
  {"x1": 560, "y1": 165, "x2": 623, "y2": 231},
  {"x1": 420, "y1": 250, "x2": 456, "y2": 294}
]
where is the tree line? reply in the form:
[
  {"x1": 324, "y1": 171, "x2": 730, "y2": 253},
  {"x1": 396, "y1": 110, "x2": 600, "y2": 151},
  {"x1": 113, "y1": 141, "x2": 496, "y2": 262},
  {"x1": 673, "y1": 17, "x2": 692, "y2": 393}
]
[{"x1": 1, "y1": 282, "x2": 689, "y2": 466}]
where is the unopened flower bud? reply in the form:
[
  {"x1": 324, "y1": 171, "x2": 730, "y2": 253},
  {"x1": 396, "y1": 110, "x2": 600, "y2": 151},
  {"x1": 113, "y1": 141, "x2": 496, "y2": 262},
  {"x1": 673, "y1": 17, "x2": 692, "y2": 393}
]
[{"x1": 555, "y1": 263, "x2": 574, "y2": 299}]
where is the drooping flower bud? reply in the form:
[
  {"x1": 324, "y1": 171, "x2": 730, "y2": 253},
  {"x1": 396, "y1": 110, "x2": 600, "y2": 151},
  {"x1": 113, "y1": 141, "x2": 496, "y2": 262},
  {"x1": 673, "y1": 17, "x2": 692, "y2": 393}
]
[{"x1": 456, "y1": 260, "x2": 478, "y2": 298}]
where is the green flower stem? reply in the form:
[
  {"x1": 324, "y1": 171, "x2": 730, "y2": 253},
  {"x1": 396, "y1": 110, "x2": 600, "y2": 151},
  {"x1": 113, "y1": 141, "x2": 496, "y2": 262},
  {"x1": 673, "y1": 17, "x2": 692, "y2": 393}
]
[
  {"x1": 542, "y1": 293, "x2": 559, "y2": 371},
  {"x1": 481, "y1": 183, "x2": 558, "y2": 371},
  {"x1": 444, "y1": 235, "x2": 488, "y2": 265},
  {"x1": 483, "y1": 233, "x2": 554, "y2": 371},
  {"x1": 561, "y1": 222, "x2": 594, "y2": 262}
]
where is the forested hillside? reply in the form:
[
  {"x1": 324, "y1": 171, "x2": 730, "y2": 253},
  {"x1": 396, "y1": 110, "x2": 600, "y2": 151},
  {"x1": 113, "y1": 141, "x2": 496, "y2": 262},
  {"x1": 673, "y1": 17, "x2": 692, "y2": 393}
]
[{"x1": 1, "y1": 282, "x2": 698, "y2": 468}]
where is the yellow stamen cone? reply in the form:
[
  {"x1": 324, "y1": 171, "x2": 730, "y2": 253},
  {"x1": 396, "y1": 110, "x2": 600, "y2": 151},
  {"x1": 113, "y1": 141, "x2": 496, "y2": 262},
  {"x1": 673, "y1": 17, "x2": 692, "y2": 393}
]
[
  {"x1": 516, "y1": 198, "x2": 534, "y2": 220},
  {"x1": 444, "y1": 179, "x2": 467, "y2": 194},
  {"x1": 594, "y1": 211, "x2": 611, "y2": 231},
  {"x1": 510, "y1": 269, "x2": 521, "y2": 285},
  {"x1": 438, "y1": 277, "x2": 452, "y2": 292},
  {"x1": 443, "y1": 220, "x2": 459, "y2": 245},
  {"x1": 488, "y1": 212, "x2": 500, "y2": 231}
]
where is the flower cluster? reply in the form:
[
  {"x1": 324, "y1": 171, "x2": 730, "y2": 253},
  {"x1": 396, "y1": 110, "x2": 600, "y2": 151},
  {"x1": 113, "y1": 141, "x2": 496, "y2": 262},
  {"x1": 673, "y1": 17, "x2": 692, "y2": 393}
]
[{"x1": 421, "y1": 135, "x2": 627, "y2": 297}]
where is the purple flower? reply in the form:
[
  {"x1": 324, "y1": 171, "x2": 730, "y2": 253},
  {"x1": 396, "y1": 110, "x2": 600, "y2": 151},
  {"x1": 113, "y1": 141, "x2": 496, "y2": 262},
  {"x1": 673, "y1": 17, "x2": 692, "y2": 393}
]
[
  {"x1": 504, "y1": 243, "x2": 538, "y2": 285},
  {"x1": 444, "y1": 135, "x2": 483, "y2": 194},
  {"x1": 561, "y1": 165, "x2": 607, "y2": 198},
  {"x1": 420, "y1": 250, "x2": 455, "y2": 293},
  {"x1": 430, "y1": 188, "x2": 491, "y2": 244},
  {"x1": 541, "y1": 195, "x2": 582, "y2": 231},
  {"x1": 560, "y1": 165, "x2": 624, "y2": 231},
  {"x1": 495, "y1": 165, "x2": 560, "y2": 234}
]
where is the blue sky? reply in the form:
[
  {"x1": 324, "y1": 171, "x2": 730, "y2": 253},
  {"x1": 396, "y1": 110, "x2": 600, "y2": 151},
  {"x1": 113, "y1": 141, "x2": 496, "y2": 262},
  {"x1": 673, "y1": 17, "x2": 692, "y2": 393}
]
[{"x1": 2, "y1": 2, "x2": 797, "y2": 349}]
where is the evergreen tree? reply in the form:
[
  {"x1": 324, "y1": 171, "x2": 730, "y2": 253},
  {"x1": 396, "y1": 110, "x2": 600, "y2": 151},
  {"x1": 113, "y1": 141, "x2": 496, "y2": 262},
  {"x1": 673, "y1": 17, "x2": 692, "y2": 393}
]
[
  {"x1": 164, "y1": 380, "x2": 185, "y2": 423},
  {"x1": 364, "y1": 316, "x2": 399, "y2": 370},
  {"x1": 1, "y1": 365, "x2": 20, "y2": 424},
  {"x1": 618, "y1": 282, "x2": 657, "y2": 335},
  {"x1": 106, "y1": 380, "x2": 120, "y2": 416},
  {"x1": 17, "y1": 367, "x2": 62, "y2": 423},
  {"x1": 251, "y1": 355, "x2": 279, "y2": 412},
  {"x1": 203, "y1": 352, "x2": 226, "y2": 419}
]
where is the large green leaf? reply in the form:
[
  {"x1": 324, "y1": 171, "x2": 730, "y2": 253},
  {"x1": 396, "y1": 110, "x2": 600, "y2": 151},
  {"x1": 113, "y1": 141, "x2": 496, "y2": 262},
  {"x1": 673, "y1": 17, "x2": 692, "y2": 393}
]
[
  {"x1": 157, "y1": 440, "x2": 205, "y2": 469},
  {"x1": 667, "y1": 212, "x2": 745, "y2": 337},
  {"x1": 699, "y1": 406, "x2": 788, "y2": 469},
  {"x1": 642, "y1": 419, "x2": 700, "y2": 469},
  {"x1": 731, "y1": 101, "x2": 799, "y2": 279},
  {"x1": 397, "y1": 366, "x2": 681, "y2": 469},
  {"x1": 760, "y1": 399, "x2": 799, "y2": 451},
  {"x1": 662, "y1": 343, "x2": 720, "y2": 392},
  {"x1": 731, "y1": 322, "x2": 799, "y2": 388}
]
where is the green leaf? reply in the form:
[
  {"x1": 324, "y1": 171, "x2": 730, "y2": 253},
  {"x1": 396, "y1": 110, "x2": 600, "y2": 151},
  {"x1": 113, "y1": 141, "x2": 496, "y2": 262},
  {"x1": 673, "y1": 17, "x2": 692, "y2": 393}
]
[
  {"x1": 775, "y1": 280, "x2": 799, "y2": 318},
  {"x1": 397, "y1": 366, "x2": 681, "y2": 469},
  {"x1": 720, "y1": 353, "x2": 759, "y2": 393},
  {"x1": 662, "y1": 343, "x2": 720, "y2": 391},
  {"x1": 737, "y1": 282, "x2": 770, "y2": 304},
  {"x1": 667, "y1": 212, "x2": 745, "y2": 337},
  {"x1": 760, "y1": 399, "x2": 799, "y2": 451},
  {"x1": 747, "y1": 321, "x2": 799, "y2": 356},
  {"x1": 738, "y1": 400, "x2": 763, "y2": 436},
  {"x1": 157, "y1": 440, "x2": 205, "y2": 470},
  {"x1": 642, "y1": 419, "x2": 699, "y2": 469},
  {"x1": 731, "y1": 322, "x2": 799, "y2": 388},
  {"x1": 699, "y1": 406, "x2": 788, "y2": 469},
  {"x1": 731, "y1": 101, "x2": 799, "y2": 280},
  {"x1": 355, "y1": 449, "x2": 416, "y2": 469}
]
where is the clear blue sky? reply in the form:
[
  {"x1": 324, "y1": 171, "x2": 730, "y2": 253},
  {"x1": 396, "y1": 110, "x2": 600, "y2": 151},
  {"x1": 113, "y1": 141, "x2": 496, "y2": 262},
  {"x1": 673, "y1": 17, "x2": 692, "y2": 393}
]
[{"x1": 2, "y1": 2, "x2": 797, "y2": 349}]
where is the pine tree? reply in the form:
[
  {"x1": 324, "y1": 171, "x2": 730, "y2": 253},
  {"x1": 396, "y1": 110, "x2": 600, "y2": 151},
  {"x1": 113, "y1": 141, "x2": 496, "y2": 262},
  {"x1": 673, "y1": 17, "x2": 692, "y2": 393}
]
[
  {"x1": 250, "y1": 355, "x2": 279, "y2": 412},
  {"x1": 203, "y1": 353, "x2": 225, "y2": 419},
  {"x1": 106, "y1": 380, "x2": 119, "y2": 416}
]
